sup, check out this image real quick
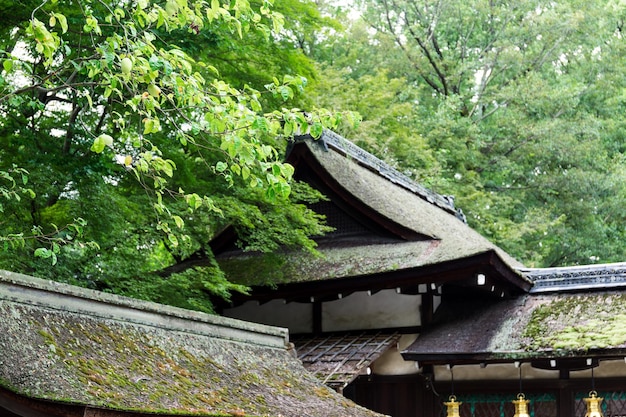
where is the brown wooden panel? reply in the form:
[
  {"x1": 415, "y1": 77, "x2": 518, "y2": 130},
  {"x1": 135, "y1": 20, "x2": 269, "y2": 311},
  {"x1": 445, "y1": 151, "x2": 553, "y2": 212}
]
[{"x1": 345, "y1": 375, "x2": 429, "y2": 417}]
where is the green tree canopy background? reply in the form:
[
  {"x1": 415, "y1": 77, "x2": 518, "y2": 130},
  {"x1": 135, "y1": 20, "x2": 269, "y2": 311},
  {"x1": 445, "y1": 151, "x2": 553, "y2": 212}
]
[
  {"x1": 2, "y1": 0, "x2": 625, "y2": 313},
  {"x1": 310, "y1": 0, "x2": 626, "y2": 267}
]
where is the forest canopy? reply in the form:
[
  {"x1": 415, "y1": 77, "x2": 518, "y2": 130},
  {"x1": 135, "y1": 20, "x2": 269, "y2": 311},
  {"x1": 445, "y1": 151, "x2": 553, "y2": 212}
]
[
  {"x1": 0, "y1": 0, "x2": 345, "y2": 311},
  {"x1": 1, "y1": 0, "x2": 625, "y2": 312}
]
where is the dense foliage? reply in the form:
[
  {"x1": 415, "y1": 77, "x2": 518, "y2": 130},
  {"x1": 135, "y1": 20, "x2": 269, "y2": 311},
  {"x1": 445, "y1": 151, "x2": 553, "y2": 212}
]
[
  {"x1": 310, "y1": 0, "x2": 626, "y2": 267},
  {"x1": 0, "y1": 0, "x2": 345, "y2": 311}
]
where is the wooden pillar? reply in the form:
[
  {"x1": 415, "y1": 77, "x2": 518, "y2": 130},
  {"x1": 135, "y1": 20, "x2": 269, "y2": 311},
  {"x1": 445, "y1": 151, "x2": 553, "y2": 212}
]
[
  {"x1": 558, "y1": 384, "x2": 573, "y2": 417},
  {"x1": 421, "y1": 294, "x2": 434, "y2": 327}
]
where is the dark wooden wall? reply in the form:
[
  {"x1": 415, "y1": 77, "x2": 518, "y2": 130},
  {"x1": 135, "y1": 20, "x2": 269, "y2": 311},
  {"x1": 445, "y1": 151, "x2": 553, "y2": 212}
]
[
  {"x1": 344, "y1": 374, "x2": 437, "y2": 417},
  {"x1": 345, "y1": 375, "x2": 626, "y2": 417}
]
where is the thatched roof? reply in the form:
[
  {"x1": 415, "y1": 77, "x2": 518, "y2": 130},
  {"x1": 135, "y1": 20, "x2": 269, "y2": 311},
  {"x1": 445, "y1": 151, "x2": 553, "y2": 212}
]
[
  {"x1": 402, "y1": 289, "x2": 626, "y2": 367},
  {"x1": 214, "y1": 131, "x2": 528, "y2": 297},
  {"x1": 0, "y1": 270, "x2": 385, "y2": 417}
]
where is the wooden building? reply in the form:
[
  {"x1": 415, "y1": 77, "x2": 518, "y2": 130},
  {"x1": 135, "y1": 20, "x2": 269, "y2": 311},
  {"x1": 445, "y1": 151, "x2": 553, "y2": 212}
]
[{"x1": 214, "y1": 131, "x2": 626, "y2": 417}]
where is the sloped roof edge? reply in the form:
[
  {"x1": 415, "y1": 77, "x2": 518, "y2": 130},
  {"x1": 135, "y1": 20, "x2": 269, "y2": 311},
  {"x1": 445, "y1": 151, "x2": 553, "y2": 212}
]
[
  {"x1": 521, "y1": 262, "x2": 626, "y2": 293},
  {"x1": 221, "y1": 249, "x2": 530, "y2": 306},
  {"x1": 0, "y1": 270, "x2": 386, "y2": 417},
  {"x1": 291, "y1": 130, "x2": 467, "y2": 222},
  {"x1": 0, "y1": 269, "x2": 286, "y2": 349}
]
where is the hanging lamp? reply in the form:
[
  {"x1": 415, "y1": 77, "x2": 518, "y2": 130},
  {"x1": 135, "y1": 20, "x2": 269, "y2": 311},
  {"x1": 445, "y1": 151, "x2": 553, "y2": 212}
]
[
  {"x1": 444, "y1": 366, "x2": 461, "y2": 417},
  {"x1": 512, "y1": 393, "x2": 530, "y2": 417},
  {"x1": 584, "y1": 361, "x2": 604, "y2": 417},
  {"x1": 584, "y1": 391, "x2": 604, "y2": 417},
  {"x1": 445, "y1": 395, "x2": 461, "y2": 417},
  {"x1": 512, "y1": 362, "x2": 530, "y2": 417}
]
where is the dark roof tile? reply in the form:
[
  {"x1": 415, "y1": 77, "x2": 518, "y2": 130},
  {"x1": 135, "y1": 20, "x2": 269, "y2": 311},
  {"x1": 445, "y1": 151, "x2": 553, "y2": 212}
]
[{"x1": 402, "y1": 291, "x2": 626, "y2": 365}]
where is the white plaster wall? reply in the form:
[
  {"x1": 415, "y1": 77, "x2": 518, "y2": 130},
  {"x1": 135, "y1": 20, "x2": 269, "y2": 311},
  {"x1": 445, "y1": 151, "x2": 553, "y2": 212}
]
[
  {"x1": 371, "y1": 333, "x2": 420, "y2": 376},
  {"x1": 322, "y1": 290, "x2": 421, "y2": 332},
  {"x1": 223, "y1": 299, "x2": 313, "y2": 334},
  {"x1": 434, "y1": 363, "x2": 557, "y2": 381},
  {"x1": 571, "y1": 359, "x2": 626, "y2": 378},
  {"x1": 433, "y1": 359, "x2": 626, "y2": 382}
]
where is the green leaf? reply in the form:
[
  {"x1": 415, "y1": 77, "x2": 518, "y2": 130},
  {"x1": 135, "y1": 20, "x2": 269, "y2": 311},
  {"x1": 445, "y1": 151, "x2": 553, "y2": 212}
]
[
  {"x1": 215, "y1": 161, "x2": 227, "y2": 172},
  {"x1": 143, "y1": 118, "x2": 155, "y2": 134},
  {"x1": 34, "y1": 248, "x2": 50, "y2": 259},
  {"x1": 283, "y1": 120, "x2": 295, "y2": 136},
  {"x1": 173, "y1": 215, "x2": 184, "y2": 229},
  {"x1": 241, "y1": 165, "x2": 250, "y2": 180},
  {"x1": 90, "y1": 134, "x2": 113, "y2": 153},
  {"x1": 310, "y1": 122, "x2": 323, "y2": 138},
  {"x1": 185, "y1": 193, "x2": 203, "y2": 210},
  {"x1": 57, "y1": 14, "x2": 68, "y2": 33},
  {"x1": 3, "y1": 59, "x2": 13, "y2": 73}
]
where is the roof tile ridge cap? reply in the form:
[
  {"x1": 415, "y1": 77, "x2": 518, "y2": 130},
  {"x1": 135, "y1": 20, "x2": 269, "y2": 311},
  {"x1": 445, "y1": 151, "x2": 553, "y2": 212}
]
[
  {"x1": 519, "y1": 261, "x2": 626, "y2": 274},
  {"x1": 312, "y1": 130, "x2": 467, "y2": 222},
  {"x1": 0, "y1": 269, "x2": 287, "y2": 343}
]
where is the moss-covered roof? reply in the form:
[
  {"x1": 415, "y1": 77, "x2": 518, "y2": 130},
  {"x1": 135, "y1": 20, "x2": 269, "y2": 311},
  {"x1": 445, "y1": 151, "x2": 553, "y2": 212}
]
[
  {"x1": 218, "y1": 240, "x2": 438, "y2": 287},
  {"x1": 216, "y1": 132, "x2": 526, "y2": 290},
  {"x1": 0, "y1": 270, "x2": 385, "y2": 417},
  {"x1": 402, "y1": 291, "x2": 626, "y2": 364}
]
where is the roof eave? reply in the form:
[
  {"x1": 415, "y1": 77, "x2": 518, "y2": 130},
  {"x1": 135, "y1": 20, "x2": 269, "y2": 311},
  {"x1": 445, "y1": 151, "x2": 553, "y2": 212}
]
[
  {"x1": 402, "y1": 348, "x2": 626, "y2": 368},
  {"x1": 226, "y1": 250, "x2": 530, "y2": 306}
]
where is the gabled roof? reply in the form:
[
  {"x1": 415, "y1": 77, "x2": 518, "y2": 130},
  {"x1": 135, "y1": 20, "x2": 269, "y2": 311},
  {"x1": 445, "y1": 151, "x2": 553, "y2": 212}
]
[
  {"x1": 0, "y1": 270, "x2": 384, "y2": 417},
  {"x1": 299, "y1": 130, "x2": 465, "y2": 221},
  {"x1": 402, "y1": 290, "x2": 626, "y2": 368},
  {"x1": 214, "y1": 131, "x2": 530, "y2": 303}
]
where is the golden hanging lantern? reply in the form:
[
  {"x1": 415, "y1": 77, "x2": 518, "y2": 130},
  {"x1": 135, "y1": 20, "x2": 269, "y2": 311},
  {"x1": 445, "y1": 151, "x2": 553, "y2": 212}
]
[
  {"x1": 512, "y1": 393, "x2": 530, "y2": 417},
  {"x1": 444, "y1": 395, "x2": 461, "y2": 417},
  {"x1": 584, "y1": 391, "x2": 604, "y2": 417}
]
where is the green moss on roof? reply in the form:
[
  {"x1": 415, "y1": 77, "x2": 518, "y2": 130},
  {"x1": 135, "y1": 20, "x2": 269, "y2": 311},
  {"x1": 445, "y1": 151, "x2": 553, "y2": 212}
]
[
  {"x1": 2, "y1": 302, "x2": 294, "y2": 415},
  {"x1": 219, "y1": 241, "x2": 439, "y2": 287},
  {"x1": 0, "y1": 270, "x2": 385, "y2": 417},
  {"x1": 522, "y1": 293, "x2": 626, "y2": 352},
  {"x1": 404, "y1": 292, "x2": 626, "y2": 363}
]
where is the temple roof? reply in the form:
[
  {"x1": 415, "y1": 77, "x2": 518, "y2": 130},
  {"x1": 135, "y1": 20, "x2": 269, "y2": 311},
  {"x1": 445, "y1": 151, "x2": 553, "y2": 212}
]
[
  {"x1": 214, "y1": 131, "x2": 529, "y2": 302},
  {"x1": 0, "y1": 270, "x2": 384, "y2": 417},
  {"x1": 305, "y1": 130, "x2": 465, "y2": 221},
  {"x1": 522, "y1": 262, "x2": 626, "y2": 293},
  {"x1": 402, "y1": 290, "x2": 626, "y2": 368}
]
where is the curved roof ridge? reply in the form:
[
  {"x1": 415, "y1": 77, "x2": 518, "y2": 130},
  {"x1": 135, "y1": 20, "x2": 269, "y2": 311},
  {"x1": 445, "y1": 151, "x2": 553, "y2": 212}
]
[{"x1": 294, "y1": 130, "x2": 467, "y2": 223}]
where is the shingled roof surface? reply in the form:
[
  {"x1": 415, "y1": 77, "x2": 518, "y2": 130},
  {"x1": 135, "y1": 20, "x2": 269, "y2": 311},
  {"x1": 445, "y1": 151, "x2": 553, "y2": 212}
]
[
  {"x1": 0, "y1": 270, "x2": 385, "y2": 417},
  {"x1": 402, "y1": 291, "x2": 626, "y2": 364},
  {"x1": 216, "y1": 131, "x2": 526, "y2": 288}
]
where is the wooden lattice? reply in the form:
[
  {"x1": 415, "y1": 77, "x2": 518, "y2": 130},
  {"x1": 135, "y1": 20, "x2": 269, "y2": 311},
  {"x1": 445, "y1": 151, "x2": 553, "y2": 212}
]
[{"x1": 292, "y1": 332, "x2": 400, "y2": 391}]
